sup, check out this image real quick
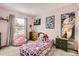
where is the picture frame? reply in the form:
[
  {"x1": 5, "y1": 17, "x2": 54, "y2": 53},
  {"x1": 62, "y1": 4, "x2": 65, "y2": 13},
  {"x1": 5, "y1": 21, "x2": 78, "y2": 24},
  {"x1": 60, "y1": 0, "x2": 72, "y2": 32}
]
[
  {"x1": 34, "y1": 18, "x2": 41, "y2": 25},
  {"x1": 61, "y1": 12, "x2": 75, "y2": 42},
  {"x1": 46, "y1": 16, "x2": 55, "y2": 29}
]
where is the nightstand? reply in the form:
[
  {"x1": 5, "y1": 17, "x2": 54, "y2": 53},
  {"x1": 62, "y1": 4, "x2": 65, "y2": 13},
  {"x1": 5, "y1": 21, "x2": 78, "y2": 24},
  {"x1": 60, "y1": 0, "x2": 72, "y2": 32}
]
[{"x1": 55, "y1": 37, "x2": 68, "y2": 51}]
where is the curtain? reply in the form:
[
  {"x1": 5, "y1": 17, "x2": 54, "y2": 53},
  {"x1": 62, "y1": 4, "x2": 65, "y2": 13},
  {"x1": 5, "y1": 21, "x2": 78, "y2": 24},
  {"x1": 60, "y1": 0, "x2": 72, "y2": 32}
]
[
  {"x1": 6, "y1": 14, "x2": 15, "y2": 46},
  {"x1": 24, "y1": 18, "x2": 28, "y2": 39}
]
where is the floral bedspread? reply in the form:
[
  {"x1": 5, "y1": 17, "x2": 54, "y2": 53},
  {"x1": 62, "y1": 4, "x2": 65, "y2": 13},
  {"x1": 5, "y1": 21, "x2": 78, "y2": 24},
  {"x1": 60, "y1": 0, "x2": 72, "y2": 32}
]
[{"x1": 20, "y1": 39, "x2": 53, "y2": 56}]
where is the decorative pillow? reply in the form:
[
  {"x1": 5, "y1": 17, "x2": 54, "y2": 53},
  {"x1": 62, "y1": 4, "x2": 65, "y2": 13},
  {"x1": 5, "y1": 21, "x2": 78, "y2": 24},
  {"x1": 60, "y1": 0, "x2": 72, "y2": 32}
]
[
  {"x1": 43, "y1": 34, "x2": 49, "y2": 42},
  {"x1": 38, "y1": 33, "x2": 44, "y2": 40},
  {"x1": 13, "y1": 36, "x2": 27, "y2": 46},
  {"x1": 43, "y1": 34, "x2": 48, "y2": 38}
]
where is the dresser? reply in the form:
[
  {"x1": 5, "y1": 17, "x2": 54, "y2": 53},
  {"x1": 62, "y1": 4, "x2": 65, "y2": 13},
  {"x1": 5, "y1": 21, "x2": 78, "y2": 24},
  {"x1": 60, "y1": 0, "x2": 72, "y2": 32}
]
[
  {"x1": 29, "y1": 32, "x2": 38, "y2": 41},
  {"x1": 56, "y1": 37, "x2": 68, "y2": 51}
]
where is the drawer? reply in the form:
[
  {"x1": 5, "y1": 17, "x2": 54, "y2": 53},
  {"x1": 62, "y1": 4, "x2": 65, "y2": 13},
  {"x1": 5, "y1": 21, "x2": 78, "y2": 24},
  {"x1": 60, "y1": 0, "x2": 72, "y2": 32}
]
[{"x1": 56, "y1": 38, "x2": 68, "y2": 51}]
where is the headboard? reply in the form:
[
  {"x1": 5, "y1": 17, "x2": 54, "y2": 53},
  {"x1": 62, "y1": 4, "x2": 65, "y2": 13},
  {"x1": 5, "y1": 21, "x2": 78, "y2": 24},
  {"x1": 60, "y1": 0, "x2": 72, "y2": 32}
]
[{"x1": 0, "y1": 32, "x2": 1, "y2": 49}]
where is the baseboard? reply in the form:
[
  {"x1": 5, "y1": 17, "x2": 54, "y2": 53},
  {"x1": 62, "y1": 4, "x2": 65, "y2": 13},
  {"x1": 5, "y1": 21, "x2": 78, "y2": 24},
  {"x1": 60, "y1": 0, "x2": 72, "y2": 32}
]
[{"x1": 68, "y1": 48, "x2": 78, "y2": 52}]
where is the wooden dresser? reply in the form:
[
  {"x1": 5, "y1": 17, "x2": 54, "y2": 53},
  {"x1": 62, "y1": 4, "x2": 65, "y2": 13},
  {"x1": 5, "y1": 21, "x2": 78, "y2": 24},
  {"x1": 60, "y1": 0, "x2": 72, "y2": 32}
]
[
  {"x1": 29, "y1": 32, "x2": 38, "y2": 41},
  {"x1": 56, "y1": 37, "x2": 68, "y2": 51}
]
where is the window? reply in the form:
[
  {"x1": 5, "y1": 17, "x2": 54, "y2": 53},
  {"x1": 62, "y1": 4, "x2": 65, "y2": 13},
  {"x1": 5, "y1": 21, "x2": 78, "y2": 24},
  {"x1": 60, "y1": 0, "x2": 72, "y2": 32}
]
[{"x1": 13, "y1": 18, "x2": 25, "y2": 38}]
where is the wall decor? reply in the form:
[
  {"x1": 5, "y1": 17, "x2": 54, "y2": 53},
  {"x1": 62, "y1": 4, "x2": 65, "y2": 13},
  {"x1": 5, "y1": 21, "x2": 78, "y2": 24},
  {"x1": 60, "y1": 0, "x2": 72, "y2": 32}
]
[
  {"x1": 46, "y1": 16, "x2": 55, "y2": 29},
  {"x1": 61, "y1": 12, "x2": 75, "y2": 42},
  {"x1": 34, "y1": 18, "x2": 41, "y2": 25},
  {"x1": 0, "y1": 17, "x2": 8, "y2": 22}
]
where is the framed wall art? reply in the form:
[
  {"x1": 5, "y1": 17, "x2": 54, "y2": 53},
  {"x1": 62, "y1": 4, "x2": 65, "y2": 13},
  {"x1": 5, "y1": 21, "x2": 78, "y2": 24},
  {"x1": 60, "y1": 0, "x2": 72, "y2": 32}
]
[
  {"x1": 61, "y1": 12, "x2": 75, "y2": 42},
  {"x1": 34, "y1": 18, "x2": 41, "y2": 25},
  {"x1": 46, "y1": 16, "x2": 55, "y2": 29}
]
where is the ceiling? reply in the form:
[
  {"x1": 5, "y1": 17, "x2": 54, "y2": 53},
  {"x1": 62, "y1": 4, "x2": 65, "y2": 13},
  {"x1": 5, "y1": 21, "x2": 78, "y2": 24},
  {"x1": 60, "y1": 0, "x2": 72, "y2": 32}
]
[{"x1": 0, "y1": 3, "x2": 72, "y2": 16}]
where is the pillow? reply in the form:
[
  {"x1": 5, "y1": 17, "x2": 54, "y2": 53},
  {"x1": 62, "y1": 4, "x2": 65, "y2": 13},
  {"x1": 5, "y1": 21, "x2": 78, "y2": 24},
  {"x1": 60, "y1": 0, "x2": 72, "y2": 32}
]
[
  {"x1": 43, "y1": 34, "x2": 49, "y2": 38},
  {"x1": 38, "y1": 33, "x2": 44, "y2": 40},
  {"x1": 43, "y1": 34, "x2": 49, "y2": 41},
  {"x1": 38, "y1": 33, "x2": 49, "y2": 42}
]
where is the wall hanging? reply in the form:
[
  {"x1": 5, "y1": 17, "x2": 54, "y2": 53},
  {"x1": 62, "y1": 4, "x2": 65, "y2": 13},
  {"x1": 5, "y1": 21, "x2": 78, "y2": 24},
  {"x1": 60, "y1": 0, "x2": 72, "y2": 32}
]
[
  {"x1": 34, "y1": 18, "x2": 41, "y2": 25},
  {"x1": 46, "y1": 16, "x2": 55, "y2": 29},
  {"x1": 0, "y1": 17, "x2": 8, "y2": 22},
  {"x1": 61, "y1": 12, "x2": 75, "y2": 42}
]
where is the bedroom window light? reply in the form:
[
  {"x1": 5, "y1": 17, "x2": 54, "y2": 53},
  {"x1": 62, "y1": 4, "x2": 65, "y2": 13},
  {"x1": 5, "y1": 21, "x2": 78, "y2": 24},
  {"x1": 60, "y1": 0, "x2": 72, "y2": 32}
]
[{"x1": 13, "y1": 17, "x2": 25, "y2": 39}]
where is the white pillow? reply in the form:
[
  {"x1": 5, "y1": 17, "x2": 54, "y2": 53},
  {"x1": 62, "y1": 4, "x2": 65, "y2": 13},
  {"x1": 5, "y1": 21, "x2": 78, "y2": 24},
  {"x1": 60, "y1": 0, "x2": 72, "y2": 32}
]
[{"x1": 38, "y1": 34, "x2": 44, "y2": 40}]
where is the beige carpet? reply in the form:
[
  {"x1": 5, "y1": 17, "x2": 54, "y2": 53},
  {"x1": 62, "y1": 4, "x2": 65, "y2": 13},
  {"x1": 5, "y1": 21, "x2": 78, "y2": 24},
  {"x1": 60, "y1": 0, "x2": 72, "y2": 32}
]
[
  {"x1": 0, "y1": 46, "x2": 79, "y2": 56},
  {"x1": 0, "y1": 46, "x2": 20, "y2": 56},
  {"x1": 47, "y1": 47, "x2": 78, "y2": 56}
]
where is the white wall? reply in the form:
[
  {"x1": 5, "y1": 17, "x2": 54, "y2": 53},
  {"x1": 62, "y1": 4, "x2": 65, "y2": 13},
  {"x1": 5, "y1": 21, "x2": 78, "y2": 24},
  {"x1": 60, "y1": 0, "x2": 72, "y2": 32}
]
[
  {"x1": 26, "y1": 16, "x2": 35, "y2": 39},
  {"x1": 77, "y1": 11, "x2": 79, "y2": 53},
  {"x1": 34, "y1": 4, "x2": 78, "y2": 50}
]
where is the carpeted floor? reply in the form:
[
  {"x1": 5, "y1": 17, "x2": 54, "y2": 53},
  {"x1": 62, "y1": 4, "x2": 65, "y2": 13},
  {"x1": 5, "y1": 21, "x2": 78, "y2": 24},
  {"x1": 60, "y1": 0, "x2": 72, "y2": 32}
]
[
  {"x1": 0, "y1": 46, "x2": 79, "y2": 56},
  {"x1": 47, "y1": 47, "x2": 78, "y2": 56},
  {"x1": 0, "y1": 46, "x2": 20, "y2": 56}
]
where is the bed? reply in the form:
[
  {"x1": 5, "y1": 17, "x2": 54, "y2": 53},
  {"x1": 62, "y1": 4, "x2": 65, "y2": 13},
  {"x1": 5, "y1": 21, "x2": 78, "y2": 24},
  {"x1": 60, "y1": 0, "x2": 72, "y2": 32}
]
[{"x1": 20, "y1": 38, "x2": 53, "y2": 56}]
